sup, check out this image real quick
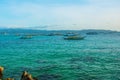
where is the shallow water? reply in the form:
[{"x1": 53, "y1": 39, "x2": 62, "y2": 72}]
[{"x1": 0, "y1": 30, "x2": 120, "y2": 80}]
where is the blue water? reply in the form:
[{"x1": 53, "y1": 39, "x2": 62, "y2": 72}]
[{"x1": 0, "y1": 29, "x2": 120, "y2": 80}]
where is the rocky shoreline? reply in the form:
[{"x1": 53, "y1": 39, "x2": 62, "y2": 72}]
[{"x1": 0, "y1": 66, "x2": 37, "y2": 80}]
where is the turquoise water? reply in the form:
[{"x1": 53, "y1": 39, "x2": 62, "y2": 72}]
[{"x1": 0, "y1": 29, "x2": 120, "y2": 80}]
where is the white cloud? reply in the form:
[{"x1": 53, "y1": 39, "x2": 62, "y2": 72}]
[{"x1": 0, "y1": 0, "x2": 120, "y2": 30}]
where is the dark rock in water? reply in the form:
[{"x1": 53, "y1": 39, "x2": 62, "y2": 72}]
[{"x1": 37, "y1": 74, "x2": 62, "y2": 80}]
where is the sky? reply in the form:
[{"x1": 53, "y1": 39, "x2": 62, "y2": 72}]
[{"x1": 0, "y1": 0, "x2": 120, "y2": 30}]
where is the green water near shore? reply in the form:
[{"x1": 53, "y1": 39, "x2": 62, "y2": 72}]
[{"x1": 0, "y1": 29, "x2": 120, "y2": 80}]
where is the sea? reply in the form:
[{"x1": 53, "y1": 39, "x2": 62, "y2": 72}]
[{"x1": 0, "y1": 29, "x2": 120, "y2": 80}]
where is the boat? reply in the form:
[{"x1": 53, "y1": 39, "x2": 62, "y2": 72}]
[
  {"x1": 20, "y1": 35, "x2": 32, "y2": 39},
  {"x1": 86, "y1": 32, "x2": 98, "y2": 35},
  {"x1": 64, "y1": 35, "x2": 85, "y2": 40}
]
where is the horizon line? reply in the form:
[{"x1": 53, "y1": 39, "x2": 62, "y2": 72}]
[{"x1": 0, "y1": 27, "x2": 119, "y2": 32}]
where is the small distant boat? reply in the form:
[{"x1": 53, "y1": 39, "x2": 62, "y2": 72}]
[
  {"x1": 86, "y1": 32, "x2": 98, "y2": 35},
  {"x1": 64, "y1": 33, "x2": 77, "y2": 36},
  {"x1": 1, "y1": 32, "x2": 8, "y2": 35},
  {"x1": 20, "y1": 35, "x2": 32, "y2": 39},
  {"x1": 47, "y1": 33, "x2": 63, "y2": 36},
  {"x1": 64, "y1": 35, "x2": 85, "y2": 40}
]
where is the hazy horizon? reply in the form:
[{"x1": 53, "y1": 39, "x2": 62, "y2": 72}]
[{"x1": 0, "y1": 0, "x2": 120, "y2": 30}]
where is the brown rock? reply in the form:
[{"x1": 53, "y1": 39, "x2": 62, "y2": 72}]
[
  {"x1": 21, "y1": 71, "x2": 37, "y2": 80},
  {"x1": 0, "y1": 66, "x2": 4, "y2": 79},
  {"x1": 6, "y1": 78, "x2": 14, "y2": 80}
]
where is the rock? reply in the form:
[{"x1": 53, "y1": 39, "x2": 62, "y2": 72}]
[
  {"x1": 0, "y1": 66, "x2": 37, "y2": 80},
  {"x1": 0, "y1": 66, "x2": 4, "y2": 79},
  {"x1": 20, "y1": 71, "x2": 37, "y2": 80},
  {"x1": 6, "y1": 78, "x2": 14, "y2": 80}
]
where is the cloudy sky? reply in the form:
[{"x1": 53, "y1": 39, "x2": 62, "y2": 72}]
[{"x1": 0, "y1": 0, "x2": 120, "y2": 30}]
